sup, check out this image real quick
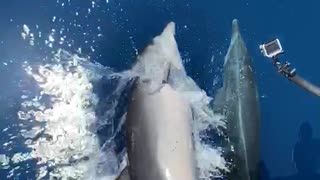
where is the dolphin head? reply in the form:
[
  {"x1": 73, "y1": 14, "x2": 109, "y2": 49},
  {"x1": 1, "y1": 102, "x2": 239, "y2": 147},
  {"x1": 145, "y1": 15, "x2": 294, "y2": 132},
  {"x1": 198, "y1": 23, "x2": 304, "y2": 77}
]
[
  {"x1": 224, "y1": 19, "x2": 249, "y2": 68},
  {"x1": 232, "y1": 19, "x2": 240, "y2": 35},
  {"x1": 131, "y1": 22, "x2": 185, "y2": 92}
]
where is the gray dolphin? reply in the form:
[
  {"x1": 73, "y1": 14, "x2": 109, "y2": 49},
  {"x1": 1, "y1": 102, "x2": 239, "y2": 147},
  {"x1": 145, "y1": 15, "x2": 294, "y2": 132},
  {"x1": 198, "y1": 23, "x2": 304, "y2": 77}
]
[
  {"x1": 117, "y1": 22, "x2": 197, "y2": 180},
  {"x1": 213, "y1": 19, "x2": 261, "y2": 180}
]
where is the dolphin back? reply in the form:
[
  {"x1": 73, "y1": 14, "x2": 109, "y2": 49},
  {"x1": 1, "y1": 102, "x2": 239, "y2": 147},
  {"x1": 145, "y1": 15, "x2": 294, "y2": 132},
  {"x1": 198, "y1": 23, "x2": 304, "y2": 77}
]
[{"x1": 214, "y1": 19, "x2": 261, "y2": 180}]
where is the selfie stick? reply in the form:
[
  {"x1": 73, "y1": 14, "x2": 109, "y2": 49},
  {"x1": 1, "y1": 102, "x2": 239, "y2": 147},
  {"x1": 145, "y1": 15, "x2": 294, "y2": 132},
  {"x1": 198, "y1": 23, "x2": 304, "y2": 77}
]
[
  {"x1": 272, "y1": 57, "x2": 320, "y2": 96},
  {"x1": 260, "y1": 39, "x2": 320, "y2": 97}
]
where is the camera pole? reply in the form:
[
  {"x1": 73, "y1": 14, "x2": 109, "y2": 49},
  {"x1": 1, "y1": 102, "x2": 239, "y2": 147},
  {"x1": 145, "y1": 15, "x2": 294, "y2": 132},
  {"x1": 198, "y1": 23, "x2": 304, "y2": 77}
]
[{"x1": 272, "y1": 57, "x2": 320, "y2": 96}]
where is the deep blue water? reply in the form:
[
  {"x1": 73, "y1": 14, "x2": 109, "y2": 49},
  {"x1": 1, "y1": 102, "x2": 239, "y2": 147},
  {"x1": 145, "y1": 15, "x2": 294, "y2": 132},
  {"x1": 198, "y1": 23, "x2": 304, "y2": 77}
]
[{"x1": 1, "y1": 0, "x2": 320, "y2": 179}]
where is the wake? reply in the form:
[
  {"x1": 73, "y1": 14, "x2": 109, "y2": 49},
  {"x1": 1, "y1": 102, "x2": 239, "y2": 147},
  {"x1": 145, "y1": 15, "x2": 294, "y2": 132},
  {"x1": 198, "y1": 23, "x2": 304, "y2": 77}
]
[
  {"x1": 16, "y1": 47, "x2": 229, "y2": 180},
  {"x1": 9, "y1": 20, "x2": 230, "y2": 180}
]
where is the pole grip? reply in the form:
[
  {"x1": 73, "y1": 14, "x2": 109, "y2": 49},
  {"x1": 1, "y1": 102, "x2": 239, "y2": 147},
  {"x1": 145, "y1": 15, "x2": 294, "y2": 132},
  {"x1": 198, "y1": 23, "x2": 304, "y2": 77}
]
[{"x1": 288, "y1": 74, "x2": 320, "y2": 96}]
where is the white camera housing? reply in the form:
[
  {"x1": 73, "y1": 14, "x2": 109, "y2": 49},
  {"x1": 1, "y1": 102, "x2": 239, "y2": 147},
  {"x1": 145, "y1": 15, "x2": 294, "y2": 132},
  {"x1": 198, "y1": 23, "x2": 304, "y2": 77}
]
[{"x1": 260, "y1": 39, "x2": 284, "y2": 58}]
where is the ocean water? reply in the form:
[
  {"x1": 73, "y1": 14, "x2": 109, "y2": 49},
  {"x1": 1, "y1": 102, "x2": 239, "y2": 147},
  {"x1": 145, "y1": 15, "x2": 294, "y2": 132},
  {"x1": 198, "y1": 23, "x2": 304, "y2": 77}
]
[{"x1": 0, "y1": 0, "x2": 320, "y2": 180}]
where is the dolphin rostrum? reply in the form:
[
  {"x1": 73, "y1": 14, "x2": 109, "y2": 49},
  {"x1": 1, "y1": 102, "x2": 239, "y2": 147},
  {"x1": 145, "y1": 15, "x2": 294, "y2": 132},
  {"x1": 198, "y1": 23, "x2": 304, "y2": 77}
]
[
  {"x1": 213, "y1": 19, "x2": 261, "y2": 180},
  {"x1": 117, "y1": 22, "x2": 196, "y2": 180}
]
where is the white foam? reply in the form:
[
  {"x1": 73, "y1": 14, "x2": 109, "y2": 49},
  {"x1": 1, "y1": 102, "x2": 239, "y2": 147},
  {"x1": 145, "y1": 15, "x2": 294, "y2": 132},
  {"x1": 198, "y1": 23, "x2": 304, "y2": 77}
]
[
  {"x1": 11, "y1": 153, "x2": 32, "y2": 164},
  {"x1": 21, "y1": 24, "x2": 35, "y2": 46},
  {"x1": 18, "y1": 50, "x2": 118, "y2": 179},
  {"x1": 0, "y1": 154, "x2": 10, "y2": 168},
  {"x1": 179, "y1": 84, "x2": 229, "y2": 178},
  {"x1": 23, "y1": 24, "x2": 30, "y2": 35},
  {"x1": 20, "y1": 126, "x2": 44, "y2": 139}
]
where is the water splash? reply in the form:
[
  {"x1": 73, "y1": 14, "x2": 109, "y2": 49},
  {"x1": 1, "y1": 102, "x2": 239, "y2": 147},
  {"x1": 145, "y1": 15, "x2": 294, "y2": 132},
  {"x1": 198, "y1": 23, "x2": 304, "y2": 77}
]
[
  {"x1": 17, "y1": 49, "x2": 133, "y2": 179},
  {"x1": 12, "y1": 1, "x2": 229, "y2": 179},
  {"x1": 15, "y1": 45, "x2": 229, "y2": 179}
]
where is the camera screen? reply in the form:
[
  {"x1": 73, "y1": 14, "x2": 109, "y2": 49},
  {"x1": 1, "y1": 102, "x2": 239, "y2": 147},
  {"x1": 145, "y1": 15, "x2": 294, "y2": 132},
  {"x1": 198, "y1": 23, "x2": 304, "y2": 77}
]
[{"x1": 265, "y1": 40, "x2": 281, "y2": 55}]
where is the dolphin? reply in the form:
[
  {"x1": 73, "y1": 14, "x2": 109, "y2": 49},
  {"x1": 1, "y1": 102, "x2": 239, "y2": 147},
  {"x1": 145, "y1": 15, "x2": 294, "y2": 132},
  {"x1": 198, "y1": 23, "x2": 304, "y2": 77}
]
[
  {"x1": 212, "y1": 19, "x2": 261, "y2": 180},
  {"x1": 117, "y1": 22, "x2": 197, "y2": 180}
]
